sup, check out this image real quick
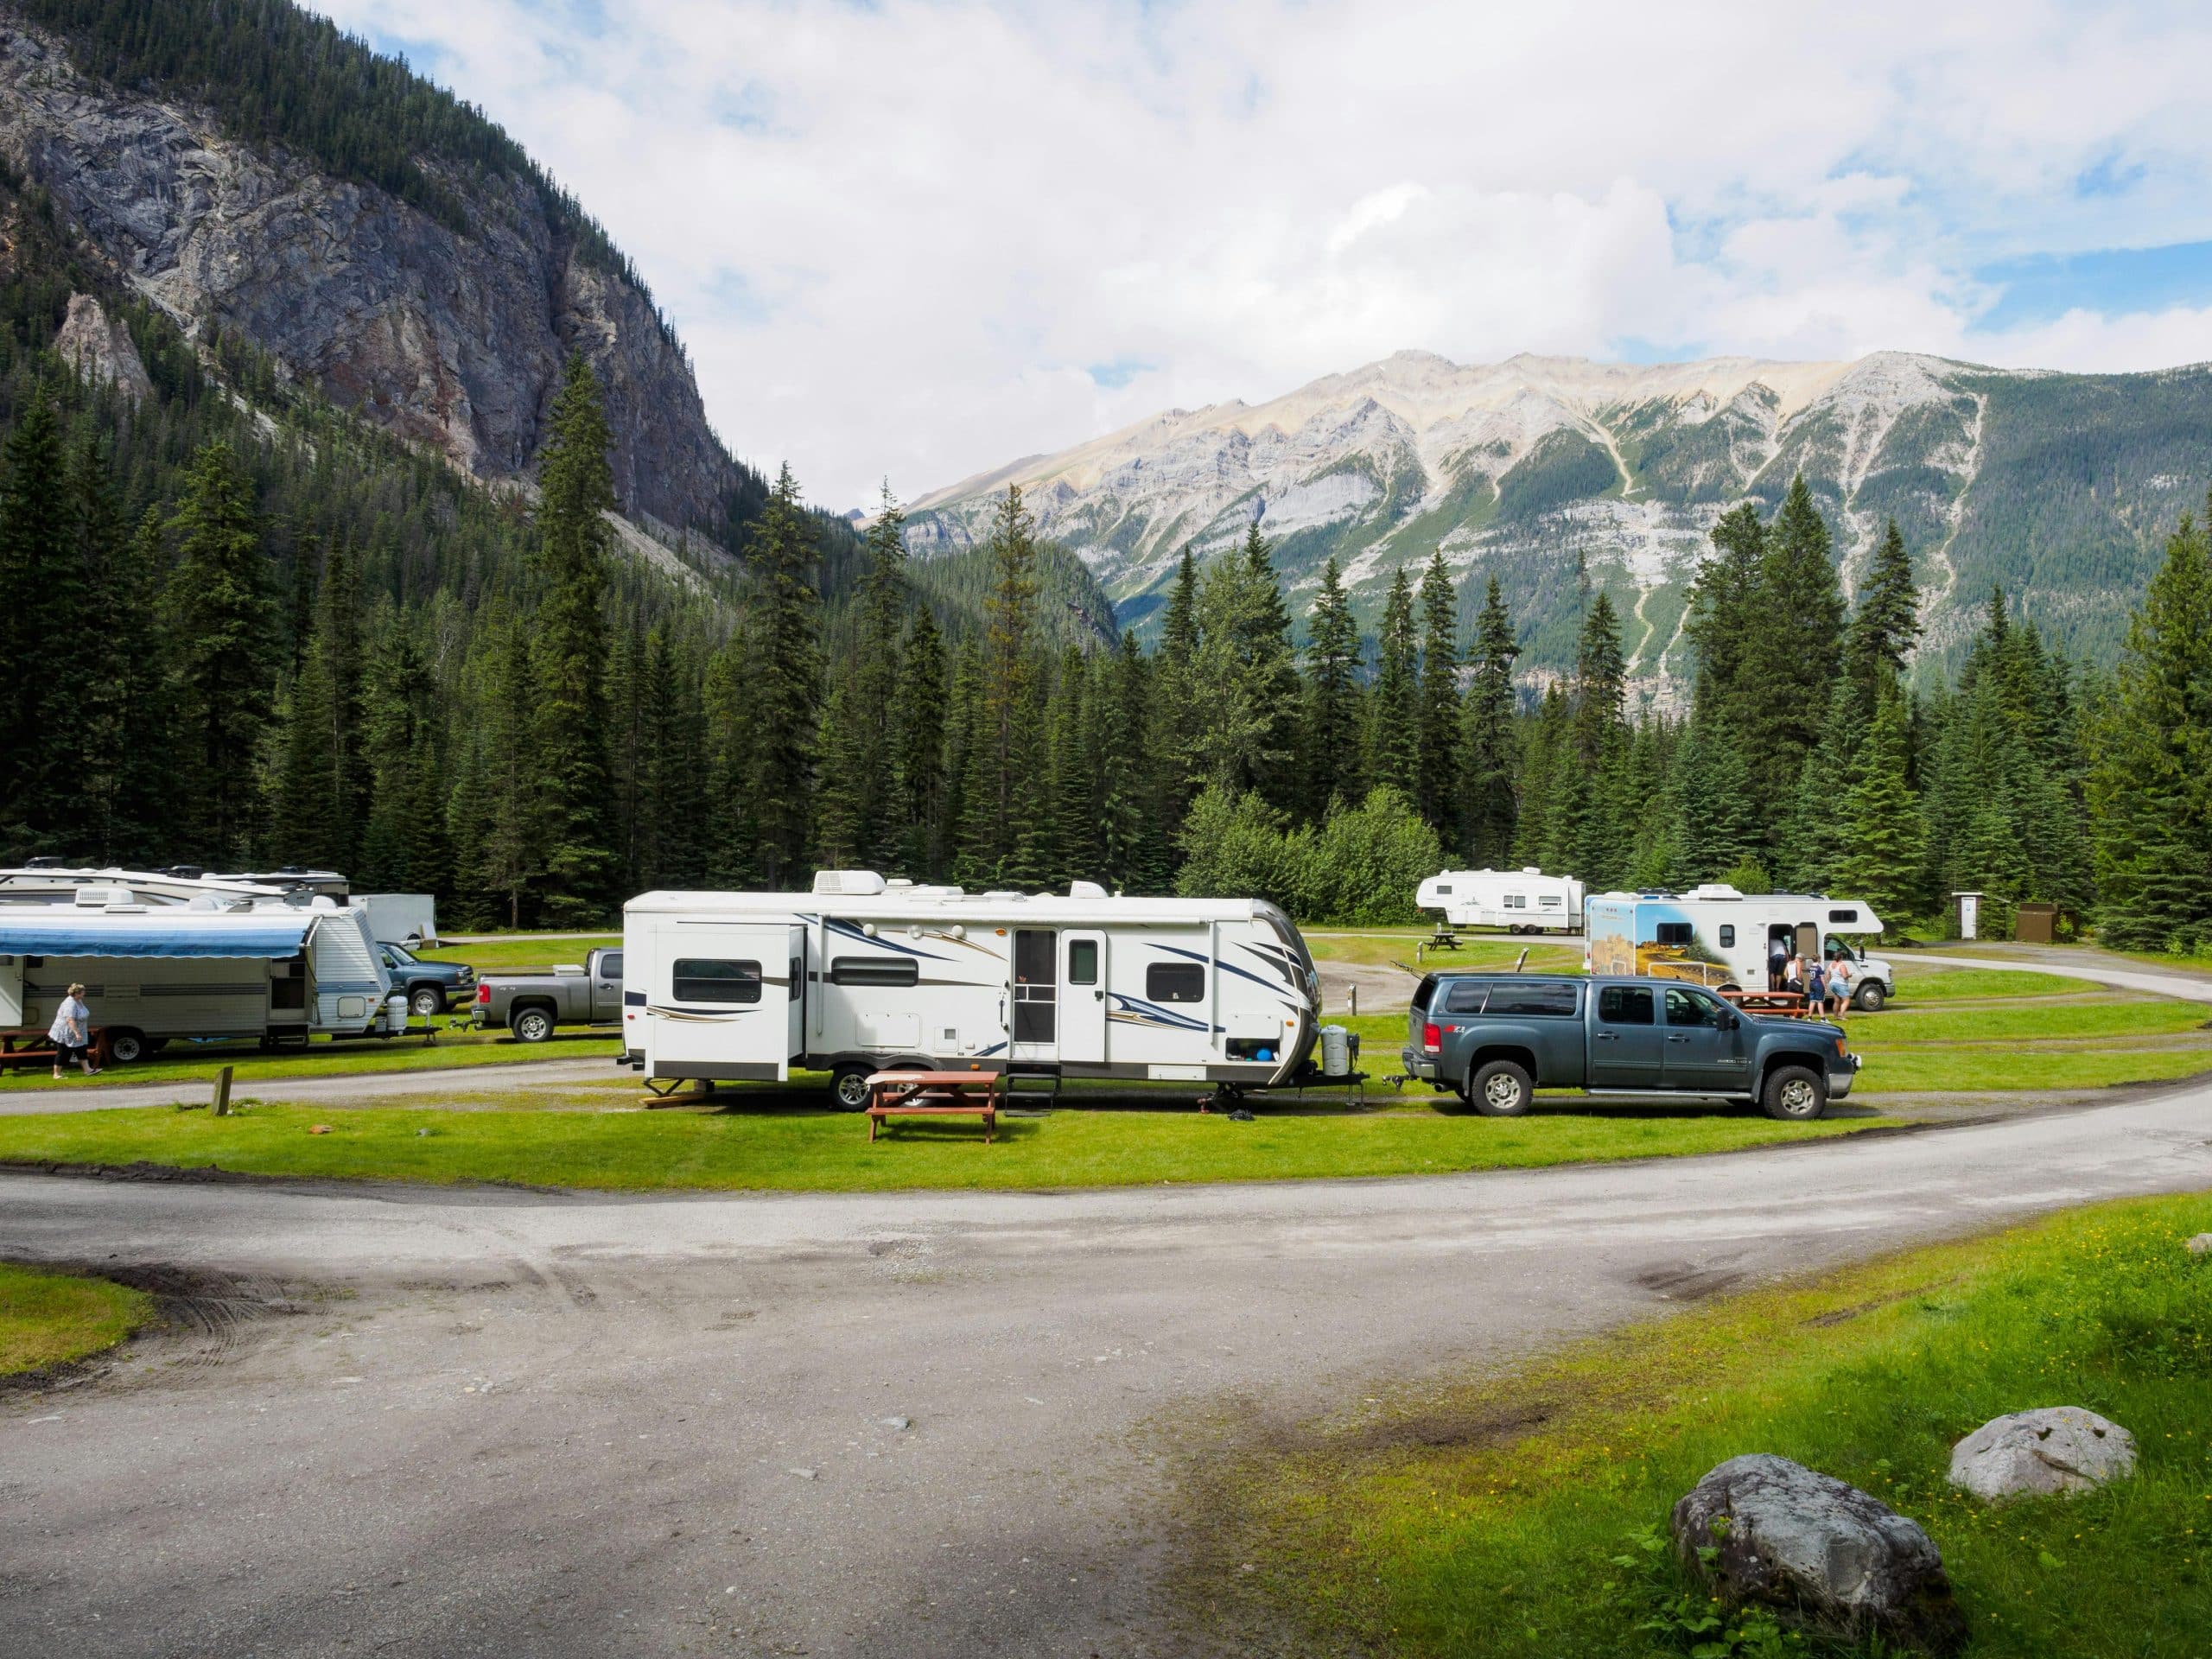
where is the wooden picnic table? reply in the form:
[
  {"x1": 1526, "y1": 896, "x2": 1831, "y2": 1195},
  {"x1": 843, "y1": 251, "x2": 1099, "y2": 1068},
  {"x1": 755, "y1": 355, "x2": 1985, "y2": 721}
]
[
  {"x1": 865, "y1": 1070, "x2": 1000, "y2": 1143},
  {"x1": 1719, "y1": 988, "x2": 1815, "y2": 1019},
  {"x1": 0, "y1": 1025, "x2": 111, "y2": 1070}
]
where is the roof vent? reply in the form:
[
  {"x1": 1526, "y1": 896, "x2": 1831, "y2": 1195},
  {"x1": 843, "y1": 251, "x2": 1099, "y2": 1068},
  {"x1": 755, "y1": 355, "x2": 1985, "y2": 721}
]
[
  {"x1": 812, "y1": 870, "x2": 887, "y2": 896},
  {"x1": 1686, "y1": 884, "x2": 1745, "y2": 900},
  {"x1": 882, "y1": 877, "x2": 916, "y2": 891},
  {"x1": 982, "y1": 890, "x2": 1026, "y2": 901},
  {"x1": 1068, "y1": 880, "x2": 1108, "y2": 899},
  {"x1": 73, "y1": 886, "x2": 135, "y2": 907}
]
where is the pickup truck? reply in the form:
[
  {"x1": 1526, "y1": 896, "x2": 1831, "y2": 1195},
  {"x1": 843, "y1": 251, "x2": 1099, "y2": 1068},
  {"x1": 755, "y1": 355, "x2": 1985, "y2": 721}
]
[
  {"x1": 378, "y1": 941, "x2": 477, "y2": 1018},
  {"x1": 1402, "y1": 972, "x2": 1859, "y2": 1121},
  {"x1": 472, "y1": 947, "x2": 624, "y2": 1042}
]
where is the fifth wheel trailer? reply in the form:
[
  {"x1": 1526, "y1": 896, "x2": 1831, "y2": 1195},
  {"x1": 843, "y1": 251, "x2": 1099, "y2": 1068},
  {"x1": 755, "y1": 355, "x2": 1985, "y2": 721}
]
[
  {"x1": 624, "y1": 872, "x2": 1331, "y2": 1107},
  {"x1": 0, "y1": 893, "x2": 407, "y2": 1061},
  {"x1": 1415, "y1": 868, "x2": 1585, "y2": 933}
]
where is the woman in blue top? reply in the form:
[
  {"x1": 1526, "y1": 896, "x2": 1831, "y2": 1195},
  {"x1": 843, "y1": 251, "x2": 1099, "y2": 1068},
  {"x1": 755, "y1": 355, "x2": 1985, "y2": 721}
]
[{"x1": 1802, "y1": 959, "x2": 1827, "y2": 1017}]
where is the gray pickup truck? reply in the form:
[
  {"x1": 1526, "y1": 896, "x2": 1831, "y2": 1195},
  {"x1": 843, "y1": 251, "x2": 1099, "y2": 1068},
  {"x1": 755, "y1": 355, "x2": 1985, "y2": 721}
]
[
  {"x1": 471, "y1": 947, "x2": 624, "y2": 1042},
  {"x1": 1402, "y1": 972, "x2": 1859, "y2": 1121}
]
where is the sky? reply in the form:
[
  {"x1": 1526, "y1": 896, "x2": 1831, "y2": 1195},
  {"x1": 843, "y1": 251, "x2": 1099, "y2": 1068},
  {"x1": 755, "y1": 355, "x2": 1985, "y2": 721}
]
[{"x1": 312, "y1": 0, "x2": 2212, "y2": 512}]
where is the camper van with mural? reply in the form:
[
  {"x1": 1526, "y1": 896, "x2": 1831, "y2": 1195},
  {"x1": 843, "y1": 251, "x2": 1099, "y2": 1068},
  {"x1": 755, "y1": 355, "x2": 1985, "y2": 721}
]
[{"x1": 1583, "y1": 886, "x2": 1896, "y2": 1010}]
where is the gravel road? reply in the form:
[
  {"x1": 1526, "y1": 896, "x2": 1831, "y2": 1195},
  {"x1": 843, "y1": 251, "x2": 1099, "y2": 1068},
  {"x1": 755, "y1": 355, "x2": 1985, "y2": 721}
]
[{"x1": 4, "y1": 1080, "x2": 2209, "y2": 1658}]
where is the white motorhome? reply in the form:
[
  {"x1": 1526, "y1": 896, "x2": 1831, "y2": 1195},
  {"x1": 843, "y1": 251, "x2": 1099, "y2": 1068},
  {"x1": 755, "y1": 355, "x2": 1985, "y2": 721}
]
[
  {"x1": 625, "y1": 873, "x2": 1328, "y2": 1107},
  {"x1": 1415, "y1": 868, "x2": 1586, "y2": 933},
  {"x1": 0, "y1": 890, "x2": 406, "y2": 1062},
  {"x1": 1583, "y1": 886, "x2": 1896, "y2": 1010}
]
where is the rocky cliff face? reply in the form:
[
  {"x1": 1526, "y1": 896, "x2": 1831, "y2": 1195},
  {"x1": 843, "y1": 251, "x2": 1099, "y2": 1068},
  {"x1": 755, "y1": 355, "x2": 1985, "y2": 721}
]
[
  {"x1": 0, "y1": 19, "x2": 743, "y2": 538},
  {"x1": 911, "y1": 347, "x2": 2212, "y2": 690}
]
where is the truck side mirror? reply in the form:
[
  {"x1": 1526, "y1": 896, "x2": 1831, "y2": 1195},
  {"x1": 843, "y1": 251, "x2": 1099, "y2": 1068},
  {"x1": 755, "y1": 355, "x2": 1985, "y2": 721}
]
[{"x1": 1719, "y1": 1008, "x2": 1738, "y2": 1031}]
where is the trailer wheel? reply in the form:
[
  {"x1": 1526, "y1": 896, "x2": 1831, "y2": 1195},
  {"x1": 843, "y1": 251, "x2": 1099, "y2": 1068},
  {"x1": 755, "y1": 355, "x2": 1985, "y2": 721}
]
[
  {"x1": 830, "y1": 1064, "x2": 874, "y2": 1111},
  {"x1": 1761, "y1": 1065, "x2": 1827, "y2": 1122},
  {"x1": 105, "y1": 1028, "x2": 147, "y2": 1065},
  {"x1": 1469, "y1": 1058, "x2": 1534, "y2": 1117},
  {"x1": 511, "y1": 1007, "x2": 555, "y2": 1044},
  {"x1": 1853, "y1": 981, "x2": 1887, "y2": 1012},
  {"x1": 409, "y1": 985, "x2": 445, "y2": 1018}
]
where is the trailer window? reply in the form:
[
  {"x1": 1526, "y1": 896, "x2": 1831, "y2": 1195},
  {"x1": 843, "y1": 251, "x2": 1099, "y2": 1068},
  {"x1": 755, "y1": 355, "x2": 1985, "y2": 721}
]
[
  {"x1": 1539, "y1": 895, "x2": 1562, "y2": 907},
  {"x1": 1433, "y1": 884, "x2": 1452, "y2": 896},
  {"x1": 1068, "y1": 939, "x2": 1098, "y2": 985},
  {"x1": 1440, "y1": 981, "x2": 1487, "y2": 1014},
  {"x1": 1598, "y1": 985, "x2": 1654, "y2": 1024},
  {"x1": 1827, "y1": 908, "x2": 1859, "y2": 925},
  {"x1": 1484, "y1": 982, "x2": 1580, "y2": 1017},
  {"x1": 1719, "y1": 925, "x2": 1735, "y2": 948},
  {"x1": 830, "y1": 957, "x2": 920, "y2": 988},
  {"x1": 1147, "y1": 963, "x2": 1205, "y2": 1003},
  {"x1": 1655, "y1": 923, "x2": 1693, "y2": 946},
  {"x1": 1503, "y1": 893, "x2": 1527, "y2": 909},
  {"x1": 673, "y1": 959, "x2": 761, "y2": 1004}
]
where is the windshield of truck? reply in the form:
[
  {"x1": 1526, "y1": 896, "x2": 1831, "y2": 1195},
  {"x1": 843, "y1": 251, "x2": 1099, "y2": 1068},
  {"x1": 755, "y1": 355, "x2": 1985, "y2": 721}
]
[{"x1": 381, "y1": 942, "x2": 419, "y2": 965}]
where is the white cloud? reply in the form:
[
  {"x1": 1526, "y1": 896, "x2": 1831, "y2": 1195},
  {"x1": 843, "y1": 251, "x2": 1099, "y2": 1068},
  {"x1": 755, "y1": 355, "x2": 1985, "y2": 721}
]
[{"x1": 311, "y1": 0, "x2": 2212, "y2": 509}]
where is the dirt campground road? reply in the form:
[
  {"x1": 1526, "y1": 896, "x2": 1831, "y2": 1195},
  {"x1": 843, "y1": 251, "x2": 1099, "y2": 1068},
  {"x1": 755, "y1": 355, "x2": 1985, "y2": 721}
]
[{"x1": 4, "y1": 1080, "x2": 2211, "y2": 1659}]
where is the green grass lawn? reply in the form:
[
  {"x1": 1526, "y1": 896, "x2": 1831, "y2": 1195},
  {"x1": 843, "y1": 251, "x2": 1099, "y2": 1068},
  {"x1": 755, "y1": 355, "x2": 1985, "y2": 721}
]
[
  {"x1": 417, "y1": 935, "x2": 619, "y2": 972},
  {"x1": 1888, "y1": 966, "x2": 2078, "y2": 1001},
  {"x1": 1306, "y1": 931, "x2": 1583, "y2": 974},
  {"x1": 0, "y1": 1096, "x2": 1891, "y2": 1193},
  {"x1": 11, "y1": 1027, "x2": 621, "y2": 1090},
  {"x1": 1188, "y1": 1191, "x2": 2212, "y2": 1658},
  {"x1": 0, "y1": 1262, "x2": 153, "y2": 1376}
]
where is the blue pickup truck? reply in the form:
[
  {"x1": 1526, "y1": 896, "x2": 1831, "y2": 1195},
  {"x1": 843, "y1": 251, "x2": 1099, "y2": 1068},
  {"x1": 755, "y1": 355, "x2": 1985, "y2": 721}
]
[{"x1": 1402, "y1": 973, "x2": 1859, "y2": 1121}]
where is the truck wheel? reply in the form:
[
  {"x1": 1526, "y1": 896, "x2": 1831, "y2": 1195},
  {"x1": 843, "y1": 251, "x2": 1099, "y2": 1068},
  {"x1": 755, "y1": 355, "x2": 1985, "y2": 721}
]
[
  {"x1": 1469, "y1": 1058, "x2": 1534, "y2": 1117},
  {"x1": 830, "y1": 1064, "x2": 874, "y2": 1112},
  {"x1": 1762, "y1": 1065, "x2": 1827, "y2": 1122},
  {"x1": 410, "y1": 985, "x2": 445, "y2": 1018},
  {"x1": 105, "y1": 1028, "x2": 146, "y2": 1065},
  {"x1": 1853, "y1": 981, "x2": 1887, "y2": 1012},
  {"x1": 511, "y1": 1007, "x2": 555, "y2": 1044}
]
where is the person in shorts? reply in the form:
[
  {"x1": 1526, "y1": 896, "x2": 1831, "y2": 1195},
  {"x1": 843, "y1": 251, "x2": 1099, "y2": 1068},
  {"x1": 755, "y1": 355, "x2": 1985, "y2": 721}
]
[
  {"x1": 1826, "y1": 952, "x2": 1853, "y2": 1017},
  {"x1": 1802, "y1": 957, "x2": 1827, "y2": 1016},
  {"x1": 48, "y1": 982, "x2": 98, "y2": 1079}
]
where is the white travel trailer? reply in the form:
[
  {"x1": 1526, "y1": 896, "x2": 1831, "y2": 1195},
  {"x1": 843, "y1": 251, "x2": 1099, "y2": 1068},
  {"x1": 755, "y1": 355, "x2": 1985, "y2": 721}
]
[
  {"x1": 360, "y1": 893, "x2": 439, "y2": 947},
  {"x1": 624, "y1": 872, "x2": 1327, "y2": 1107},
  {"x1": 0, "y1": 891, "x2": 406, "y2": 1062},
  {"x1": 1582, "y1": 886, "x2": 1897, "y2": 1010},
  {"x1": 0, "y1": 864, "x2": 296, "y2": 908},
  {"x1": 1415, "y1": 868, "x2": 1586, "y2": 934}
]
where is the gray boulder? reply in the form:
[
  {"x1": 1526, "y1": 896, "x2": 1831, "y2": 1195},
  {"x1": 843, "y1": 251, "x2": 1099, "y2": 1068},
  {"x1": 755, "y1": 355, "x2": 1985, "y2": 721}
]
[
  {"x1": 1671, "y1": 1454, "x2": 1967, "y2": 1654},
  {"x1": 2186, "y1": 1232, "x2": 2211, "y2": 1258},
  {"x1": 1948, "y1": 1407, "x2": 2136, "y2": 1501}
]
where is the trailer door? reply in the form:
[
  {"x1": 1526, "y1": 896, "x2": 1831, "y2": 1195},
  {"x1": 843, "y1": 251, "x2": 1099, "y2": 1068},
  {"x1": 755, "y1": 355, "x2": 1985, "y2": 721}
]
[
  {"x1": 1060, "y1": 931, "x2": 1106, "y2": 1064},
  {"x1": 1011, "y1": 928, "x2": 1058, "y2": 1060}
]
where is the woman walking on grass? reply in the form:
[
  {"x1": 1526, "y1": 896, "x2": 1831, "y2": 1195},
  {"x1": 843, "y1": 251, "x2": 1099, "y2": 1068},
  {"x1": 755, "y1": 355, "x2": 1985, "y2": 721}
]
[
  {"x1": 1827, "y1": 952, "x2": 1853, "y2": 1019},
  {"x1": 48, "y1": 982, "x2": 98, "y2": 1079}
]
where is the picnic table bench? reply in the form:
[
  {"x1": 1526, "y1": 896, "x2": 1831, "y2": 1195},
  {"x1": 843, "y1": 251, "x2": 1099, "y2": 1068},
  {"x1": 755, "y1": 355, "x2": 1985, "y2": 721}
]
[
  {"x1": 1719, "y1": 988, "x2": 1815, "y2": 1019},
  {"x1": 865, "y1": 1070, "x2": 1000, "y2": 1143},
  {"x1": 0, "y1": 1025, "x2": 111, "y2": 1070}
]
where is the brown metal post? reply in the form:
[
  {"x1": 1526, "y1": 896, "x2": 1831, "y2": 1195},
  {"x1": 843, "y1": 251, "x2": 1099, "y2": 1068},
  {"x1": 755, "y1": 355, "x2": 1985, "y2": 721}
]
[{"x1": 212, "y1": 1065, "x2": 233, "y2": 1116}]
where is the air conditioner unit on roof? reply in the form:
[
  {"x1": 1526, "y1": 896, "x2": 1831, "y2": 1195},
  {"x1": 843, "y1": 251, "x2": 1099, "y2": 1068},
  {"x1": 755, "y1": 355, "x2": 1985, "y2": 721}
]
[
  {"x1": 1068, "y1": 880, "x2": 1108, "y2": 899},
  {"x1": 812, "y1": 870, "x2": 887, "y2": 896},
  {"x1": 1687, "y1": 884, "x2": 1745, "y2": 900}
]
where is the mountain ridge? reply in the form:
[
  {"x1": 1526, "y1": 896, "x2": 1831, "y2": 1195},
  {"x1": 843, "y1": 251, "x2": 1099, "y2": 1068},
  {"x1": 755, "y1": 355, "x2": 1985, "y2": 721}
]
[{"x1": 908, "y1": 345, "x2": 2212, "y2": 695}]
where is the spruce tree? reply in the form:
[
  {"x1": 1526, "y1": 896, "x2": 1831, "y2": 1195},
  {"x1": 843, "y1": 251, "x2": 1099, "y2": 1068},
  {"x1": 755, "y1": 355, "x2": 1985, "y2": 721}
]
[
  {"x1": 1300, "y1": 556, "x2": 1363, "y2": 817},
  {"x1": 480, "y1": 607, "x2": 541, "y2": 926},
  {"x1": 82, "y1": 499, "x2": 171, "y2": 861},
  {"x1": 1834, "y1": 680, "x2": 1925, "y2": 927},
  {"x1": 0, "y1": 390, "x2": 73, "y2": 843},
  {"x1": 1189, "y1": 526, "x2": 1294, "y2": 797},
  {"x1": 1048, "y1": 646, "x2": 1099, "y2": 882},
  {"x1": 1099, "y1": 632, "x2": 1159, "y2": 892},
  {"x1": 530, "y1": 354, "x2": 620, "y2": 922},
  {"x1": 165, "y1": 439, "x2": 279, "y2": 859},
  {"x1": 894, "y1": 601, "x2": 949, "y2": 877},
  {"x1": 1685, "y1": 502, "x2": 1765, "y2": 730},
  {"x1": 1367, "y1": 565, "x2": 1419, "y2": 794},
  {"x1": 1414, "y1": 548, "x2": 1462, "y2": 841},
  {"x1": 1847, "y1": 518, "x2": 1921, "y2": 702},
  {"x1": 747, "y1": 461, "x2": 825, "y2": 887},
  {"x1": 958, "y1": 484, "x2": 1041, "y2": 882},
  {"x1": 1459, "y1": 575, "x2": 1519, "y2": 864},
  {"x1": 853, "y1": 481, "x2": 909, "y2": 863},
  {"x1": 1151, "y1": 546, "x2": 1204, "y2": 831},
  {"x1": 1742, "y1": 474, "x2": 1847, "y2": 811}
]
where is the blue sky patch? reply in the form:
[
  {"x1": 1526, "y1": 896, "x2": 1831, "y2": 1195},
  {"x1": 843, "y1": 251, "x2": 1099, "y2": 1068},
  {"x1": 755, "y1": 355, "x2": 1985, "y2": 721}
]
[
  {"x1": 1087, "y1": 355, "x2": 1158, "y2": 389},
  {"x1": 1974, "y1": 239, "x2": 2212, "y2": 331}
]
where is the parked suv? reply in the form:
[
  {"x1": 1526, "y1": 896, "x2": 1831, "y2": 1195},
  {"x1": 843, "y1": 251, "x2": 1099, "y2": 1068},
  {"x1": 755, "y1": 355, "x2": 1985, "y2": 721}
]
[{"x1": 378, "y1": 941, "x2": 477, "y2": 1018}]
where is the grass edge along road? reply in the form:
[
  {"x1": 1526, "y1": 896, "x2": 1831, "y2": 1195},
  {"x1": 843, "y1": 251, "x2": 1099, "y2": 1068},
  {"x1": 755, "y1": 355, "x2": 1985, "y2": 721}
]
[
  {"x1": 1180, "y1": 1190, "x2": 2212, "y2": 1659},
  {"x1": 0, "y1": 1098, "x2": 1894, "y2": 1194},
  {"x1": 0, "y1": 1262, "x2": 152, "y2": 1377}
]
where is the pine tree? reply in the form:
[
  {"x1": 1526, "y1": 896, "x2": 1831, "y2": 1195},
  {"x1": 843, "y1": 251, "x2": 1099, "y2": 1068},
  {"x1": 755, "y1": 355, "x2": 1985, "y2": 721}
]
[
  {"x1": 478, "y1": 606, "x2": 539, "y2": 927},
  {"x1": 1188, "y1": 524, "x2": 1294, "y2": 798},
  {"x1": 1300, "y1": 556, "x2": 1363, "y2": 817},
  {"x1": 853, "y1": 481, "x2": 909, "y2": 863},
  {"x1": 958, "y1": 484, "x2": 1041, "y2": 882},
  {"x1": 81, "y1": 499, "x2": 171, "y2": 861},
  {"x1": 810, "y1": 674, "x2": 868, "y2": 868},
  {"x1": 1098, "y1": 632, "x2": 1158, "y2": 892},
  {"x1": 530, "y1": 354, "x2": 620, "y2": 923},
  {"x1": 1743, "y1": 474, "x2": 1847, "y2": 810},
  {"x1": 1048, "y1": 646, "x2": 1098, "y2": 883},
  {"x1": 1367, "y1": 565, "x2": 1418, "y2": 794},
  {"x1": 1573, "y1": 589, "x2": 1626, "y2": 765},
  {"x1": 165, "y1": 439, "x2": 279, "y2": 859},
  {"x1": 1847, "y1": 518, "x2": 1921, "y2": 702},
  {"x1": 747, "y1": 461, "x2": 825, "y2": 887},
  {"x1": 0, "y1": 389, "x2": 74, "y2": 844},
  {"x1": 1151, "y1": 546, "x2": 1204, "y2": 830},
  {"x1": 1238, "y1": 518, "x2": 1301, "y2": 815},
  {"x1": 1414, "y1": 549, "x2": 1462, "y2": 841},
  {"x1": 1834, "y1": 680, "x2": 1925, "y2": 927},
  {"x1": 894, "y1": 601, "x2": 949, "y2": 877},
  {"x1": 1668, "y1": 716, "x2": 1758, "y2": 885},
  {"x1": 1459, "y1": 575, "x2": 1519, "y2": 863},
  {"x1": 1685, "y1": 502, "x2": 1765, "y2": 730}
]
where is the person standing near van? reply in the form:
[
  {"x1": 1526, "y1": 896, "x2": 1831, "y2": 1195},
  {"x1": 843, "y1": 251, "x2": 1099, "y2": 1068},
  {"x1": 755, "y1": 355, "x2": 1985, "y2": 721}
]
[
  {"x1": 1827, "y1": 952, "x2": 1853, "y2": 1017},
  {"x1": 1802, "y1": 957, "x2": 1827, "y2": 1018},
  {"x1": 1767, "y1": 934, "x2": 1788, "y2": 992},
  {"x1": 48, "y1": 982, "x2": 98, "y2": 1079}
]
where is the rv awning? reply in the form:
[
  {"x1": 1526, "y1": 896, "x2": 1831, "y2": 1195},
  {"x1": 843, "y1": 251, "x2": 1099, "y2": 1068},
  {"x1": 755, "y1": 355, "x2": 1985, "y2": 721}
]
[{"x1": 0, "y1": 916, "x2": 317, "y2": 959}]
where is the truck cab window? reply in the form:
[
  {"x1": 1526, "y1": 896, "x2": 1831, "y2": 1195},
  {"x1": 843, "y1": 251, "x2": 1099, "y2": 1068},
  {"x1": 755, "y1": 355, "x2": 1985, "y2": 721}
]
[
  {"x1": 1598, "y1": 985, "x2": 1654, "y2": 1024},
  {"x1": 599, "y1": 952, "x2": 623, "y2": 982},
  {"x1": 1662, "y1": 986, "x2": 1722, "y2": 1028},
  {"x1": 674, "y1": 959, "x2": 761, "y2": 1004}
]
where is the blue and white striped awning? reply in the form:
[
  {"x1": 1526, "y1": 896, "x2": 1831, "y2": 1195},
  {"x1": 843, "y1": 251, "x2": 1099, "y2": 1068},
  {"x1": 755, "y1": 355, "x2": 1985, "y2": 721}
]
[{"x1": 0, "y1": 915, "x2": 317, "y2": 959}]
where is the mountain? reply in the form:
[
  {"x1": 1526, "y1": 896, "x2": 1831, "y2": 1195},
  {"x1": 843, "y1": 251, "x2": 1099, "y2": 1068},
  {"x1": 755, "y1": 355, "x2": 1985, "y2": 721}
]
[
  {"x1": 0, "y1": 0, "x2": 752, "y2": 554},
  {"x1": 909, "y1": 348, "x2": 2212, "y2": 695}
]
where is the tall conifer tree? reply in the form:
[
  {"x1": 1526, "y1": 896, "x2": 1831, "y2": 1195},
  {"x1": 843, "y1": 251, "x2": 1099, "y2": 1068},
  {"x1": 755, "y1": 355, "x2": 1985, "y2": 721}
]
[
  {"x1": 1459, "y1": 575, "x2": 1519, "y2": 863},
  {"x1": 1300, "y1": 556, "x2": 1363, "y2": 817},
  {"x1": 1414, "y1": 549, "x2": 1461, "y2": 839},
  {"x1": 1368, "y1": 565, "x2": 1419, "y2": 794},
  {"x1": 747, "y1": 461, "x2": 825, "y2": 887}
]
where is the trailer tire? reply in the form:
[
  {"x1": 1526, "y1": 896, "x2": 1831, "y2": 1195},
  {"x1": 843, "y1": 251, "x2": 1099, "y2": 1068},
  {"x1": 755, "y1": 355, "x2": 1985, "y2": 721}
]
[
  {"x1": 1469, "y1": 1058, "x2": 1534, "y2": 1117},
  {"x1": 1761, "y1": 1064, "x2": 1827, "y2": 1122},
  {"x1": 830, "y1": 1064, "x2": 874, "y2": 1112},
  {"x1": 511, "y1": 1006, "x2": 555, "y2": 1044},
  {"x1": 105, "y1": 1027, "x2": 146, "y2": 1065},
  {"x1": 409, "y1": 985, "x2": 445, "y2": 1018},
  {"x1": 1853, "y1": 981, "x2": 1887, "y2": 1012}
]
